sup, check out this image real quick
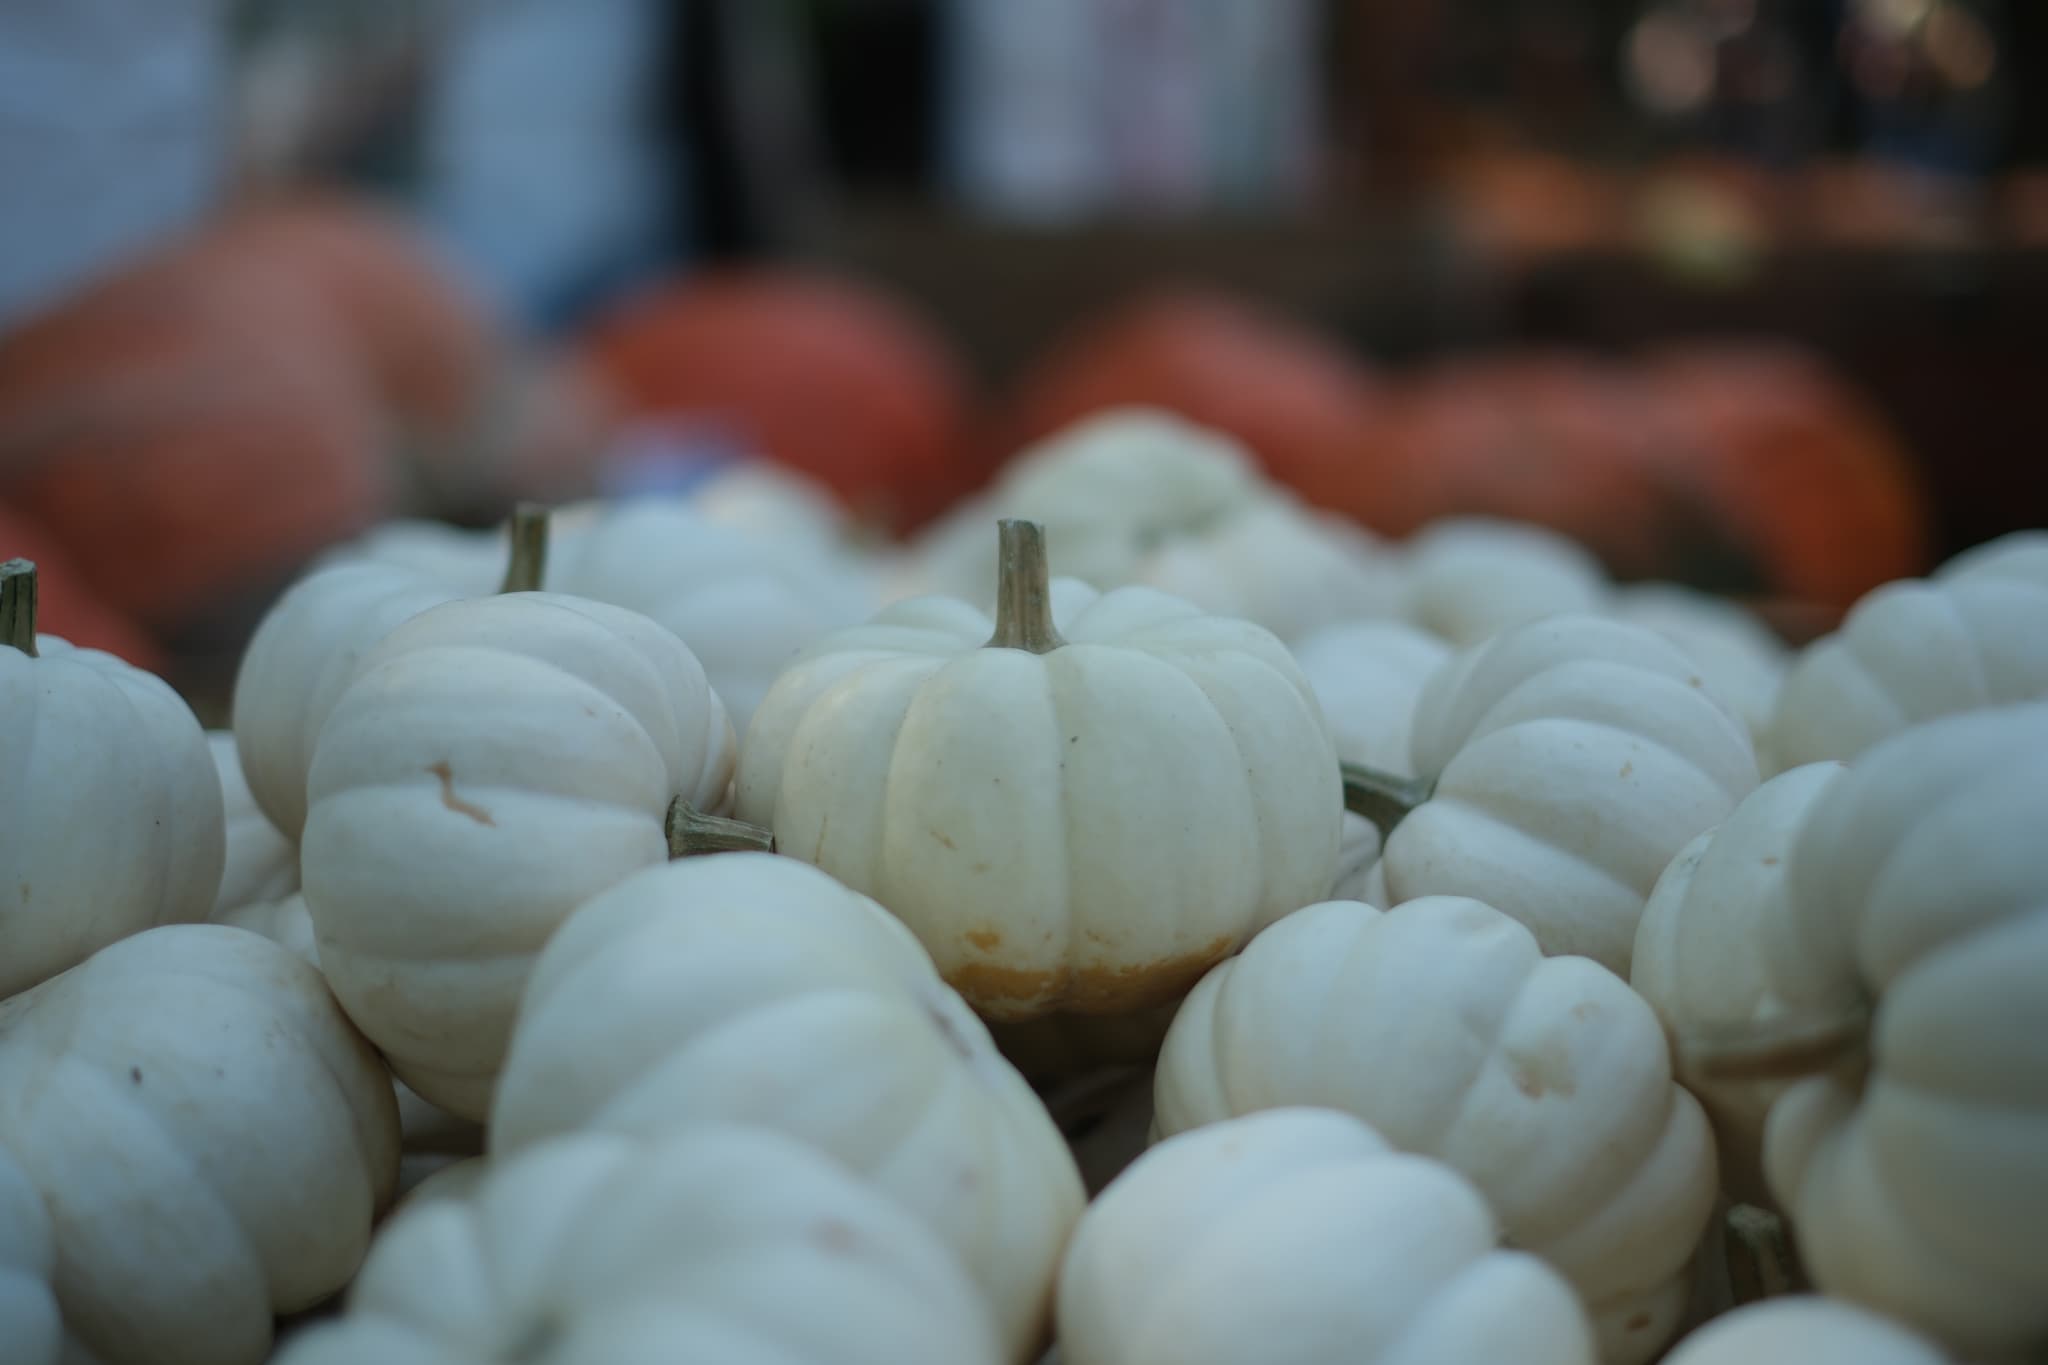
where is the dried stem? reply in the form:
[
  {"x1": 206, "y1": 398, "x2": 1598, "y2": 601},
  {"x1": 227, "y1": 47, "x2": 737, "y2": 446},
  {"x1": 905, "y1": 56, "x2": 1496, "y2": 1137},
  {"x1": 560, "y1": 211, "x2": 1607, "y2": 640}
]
[
  {"x1": 1339, "y1": 761, "x2": 1434, "y2": 836},
  {"x1": 497, "y1": 503, "x2": 551, "y2": 594},
  {"x1": 1, "y1": 560, "x2": 37, "y2": 657},
  {"x1": 1725, "y1": 1204, "x2": 1803, "y2": 1304},
  {"x1": 985, "y1": 520, "x2": 1066, "y2": 654},
  {"x1": 666, "y1": 798, "x2": 777, "y2": 857}
]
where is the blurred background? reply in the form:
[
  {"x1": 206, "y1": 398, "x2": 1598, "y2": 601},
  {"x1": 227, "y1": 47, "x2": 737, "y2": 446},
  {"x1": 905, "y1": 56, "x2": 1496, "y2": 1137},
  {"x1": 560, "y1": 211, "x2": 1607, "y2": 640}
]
[{"x1": 4, "y1": 0, "x2": 2045, "y2": 707}]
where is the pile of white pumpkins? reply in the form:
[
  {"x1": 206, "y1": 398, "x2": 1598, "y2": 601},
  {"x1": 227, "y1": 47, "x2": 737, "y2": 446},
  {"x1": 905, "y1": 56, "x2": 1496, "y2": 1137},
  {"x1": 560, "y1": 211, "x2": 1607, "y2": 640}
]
[{"x1": 2, "y1": 406, "x2": 2044, "y2": 1365}]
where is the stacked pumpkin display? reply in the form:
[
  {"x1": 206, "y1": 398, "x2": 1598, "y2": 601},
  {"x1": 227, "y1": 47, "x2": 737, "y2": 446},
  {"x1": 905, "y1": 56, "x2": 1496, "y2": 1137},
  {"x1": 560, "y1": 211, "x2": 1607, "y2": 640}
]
[{"x1": 1, "y1": 405, "x2": 2043, "y2": 1365}]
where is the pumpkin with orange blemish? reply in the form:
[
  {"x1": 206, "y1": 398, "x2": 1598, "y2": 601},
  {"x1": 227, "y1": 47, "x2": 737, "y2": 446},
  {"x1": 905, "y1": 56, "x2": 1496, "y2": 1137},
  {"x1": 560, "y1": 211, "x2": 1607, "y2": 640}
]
[{"x1": 734, "y1": 518, "x2": 1342, "y2": 1028}]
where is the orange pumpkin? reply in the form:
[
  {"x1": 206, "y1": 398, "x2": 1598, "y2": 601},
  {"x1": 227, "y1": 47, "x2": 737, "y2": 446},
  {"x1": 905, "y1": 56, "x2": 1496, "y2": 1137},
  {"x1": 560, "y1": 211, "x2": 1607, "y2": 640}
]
[
  {"x1": 997, "y1": 287, "x2": 1381, "y2": 506},
  {"x1": 0, "y1": 502, "x2": 163, "y2": 670},
  {"x1": 578, "y1": 267, "x2": 976, "y2": 532}
]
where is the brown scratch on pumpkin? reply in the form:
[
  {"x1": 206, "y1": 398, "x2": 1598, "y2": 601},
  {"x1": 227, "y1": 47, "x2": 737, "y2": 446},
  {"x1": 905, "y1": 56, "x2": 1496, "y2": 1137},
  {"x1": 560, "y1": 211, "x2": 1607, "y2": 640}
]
[
  {"x1": 1761, "y1": 856, "x2": 1780, "y2": 866},
  {"x1": 1618, "y1": 761, "x2": 1634, "y2": 779},
  {"x1": 17, "y1": 883, "x2": 27, "y2": 904},
  {"x1": 811, "y1": 1219, "x2": 860, "y2": 1255},
  {"x1": 930, "y1": 827, "x2": 957, "y2": 850},
  {"x1": 965, "y1": 928, "x2": 1002, "y2": 951},
  {"x1": 427, "y1": 761, "x2": 496, "y2": 826}
]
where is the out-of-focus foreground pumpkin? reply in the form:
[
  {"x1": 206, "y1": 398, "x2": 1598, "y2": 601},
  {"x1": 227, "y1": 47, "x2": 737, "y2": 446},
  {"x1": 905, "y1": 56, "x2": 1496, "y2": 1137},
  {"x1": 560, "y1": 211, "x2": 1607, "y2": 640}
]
[
  {"x1": 997, "y1": 287, "x2": 1380, "y2": 509},
  {"x1": 577, "y1": 267, "x2": 976, "y2": 533}
]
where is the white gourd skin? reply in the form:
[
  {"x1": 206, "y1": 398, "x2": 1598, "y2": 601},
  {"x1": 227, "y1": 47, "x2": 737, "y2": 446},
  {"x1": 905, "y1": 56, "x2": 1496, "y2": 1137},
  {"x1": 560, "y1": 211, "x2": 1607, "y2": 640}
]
[
  {"x1": 1613, "y1": 583, "x2": 1788, "y2": 747},
  {"x1": 206, "y1": 732, "x2": 299, "y2": 916},
  {"x1": 1, "y1": 628, "x2": 225, "y2": 1000},
  {"x1": 0, "y1": 924, "x2": 401, "y2": 1365},
  {"x1": 1399, "y1": 517, "x2": 1612, "y2": 646},
  {"x1": 489, "y1": 853, "x2": 1086, "y2": 1361},
  {"x1": 1059, "y1": 1107, "x2": 1598, "y2": 1365},
  {"x1": 1630, "y1": 762, "x2": 1848, "y2": 1206},
  {"x1": 313, "y1": 519, "x2": 509, "y2": 596},
  {"x1": 230, "y1": 560, "x2": 466, "y2": 841},
  {"x1": 688, "y1": 457, "x2": 861, "y2": 551},
  {"x1": 545, "y1": 498, "x2": 881, "y2": 733},
  {"x1": 1380, "y1": 612, "x2": 1760, "y2": 975},
  {"x1": 1762, "y1": 530, "x2": 2048, "y2": 776},
  {"x1": 1153, "y1": 897, "x2": 1718, "y2": 1365},
  {"x1": 734, "y1": 560, "x2": 1342, "y2": 1021},
  {"x1": 1661, "y1": 1296, "x2": 1952, "y2": 1365},
  {"x1": 271, "y1": 1129, "x2": 1005, "y2": 1365},
  {"x1": 301, "y1": 592, "x2": 737, "y2": 1121},
  {"x1": 1756, "y1": 703, "x2": 2048, "y2": 1361},
  {"x1": 0, "y1": 1147, "x2": 61, "y2": 1365}
]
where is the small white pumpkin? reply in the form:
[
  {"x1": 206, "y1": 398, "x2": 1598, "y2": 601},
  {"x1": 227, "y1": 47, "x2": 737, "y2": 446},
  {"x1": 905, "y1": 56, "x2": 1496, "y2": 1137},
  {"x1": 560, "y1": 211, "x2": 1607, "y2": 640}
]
[
  {"x1": 1699, "y1": 702, "x2": 2048, "y2": 1361},
  {"x1": 1, "y1": 560, "x2": 225, "y2": 999},
  {"x1": 1350, "y1": 611, "x2": 1759, "y2": 974},
  {"x1": 206, "y1": 731, "x2": 299, "y2": 915},
  {"x1": 1661, "y1": 1296, "x2": 1952, "y2": 1365},
  {"x1": 735, "y1": 520, "x2": 1342, "y2": 1022},
  {"x1": 272, "y1": 1128, "x2": 1004, "y2": 1365},
  {"x1": 1291, "y1": 618, "x2": 1454, "y2": 776},
  {"x1": 688, "y1": 456, "x2": 861, "y2": 550},
  {"x1": 301, "y1": 589, "x2": 737, "y2": 1119},
  {"x1": 1762, "y1": 530, "x2": 2048, "y2": 774},
  {"x1": 1630, "y1": 762, "x2": 1847, "y2": 1205},
  {"x1": 545, "y1": 496, "x2": 880, "y2": 731},
  {"x1": 1613, "y1": 582, "x2": 1788, "y2": 746},
  {"x1": 1153, "y1": 896, "x2": 1717, "y2": 1365},
  {"x1": 313, "y1": 517, "x2": 510, "y2": 596},
  {"x1": 1399, "y1": 517, "x2": 1611, "y2": 646},
  {"x1": 1060, "y1": 1107, "x2": 1596, "y2": 1365},
  {"x1": 490, "y1": 852, "x2": 1085, "y2": 1359},
  {"x1": 0, "y1": 923, "x2": 400, "y2": 1365},
  {"x1": 0, "y1": 1147, "x2": 60, "y2": 1365}
]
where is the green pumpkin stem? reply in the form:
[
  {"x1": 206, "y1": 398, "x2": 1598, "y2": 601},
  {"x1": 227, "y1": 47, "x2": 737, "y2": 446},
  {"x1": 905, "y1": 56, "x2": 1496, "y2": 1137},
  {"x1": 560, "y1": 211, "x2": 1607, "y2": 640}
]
[
  {"x1": 1339, "y1": 762, "x2": 1434, "y2": 835},
  {"x1": 666, "y1": 798, "x2": 777, "y2": 858},
  {"x1": 1681, "y1": 1004, "x2": 1873, "y2": 1084},
  {"x1": 497, "y1": 503, "x2": 551, "y2": 594},
  {"x1": 985, "y1": 519, "x2": 1067, "y2": 654},
  {"x1": 0, "y1": 559, "x2": 37, "y2": 657}
]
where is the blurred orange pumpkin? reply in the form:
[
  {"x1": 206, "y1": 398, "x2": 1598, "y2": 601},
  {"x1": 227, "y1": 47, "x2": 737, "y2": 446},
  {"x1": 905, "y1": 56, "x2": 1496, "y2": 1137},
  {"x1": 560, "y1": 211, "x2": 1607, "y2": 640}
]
[
  {"x1": 0, "y1": 502, "x2": 164, "y2": 671},
  {"x1": 997, "y1": 287, "x2": 1380, "y2": 505},
  {"x1": 578, "y1": 267, "x2": 976, "y2": 533}
]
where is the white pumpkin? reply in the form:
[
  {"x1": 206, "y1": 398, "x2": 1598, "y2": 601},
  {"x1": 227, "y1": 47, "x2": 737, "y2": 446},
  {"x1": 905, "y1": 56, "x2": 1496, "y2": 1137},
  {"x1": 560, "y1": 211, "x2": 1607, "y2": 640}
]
[
  {"x1": 905, "y1": 407, "x2": 1267, "y2": 601},
  {"x1": 1661, "y1": 1297, "x2": 1952, "y2": 1365},
  {"x1": 300, "y1": 590, "x2": 736, "y2": 1119},
  {"x1": 1613, "y1": 582, "x2": 1787, "y2": 745},
  {"x1": 735, "y1": 520, "x2": 1342, "y2": 1021},
  {"x1": 272, "y1": 1128, "x2": 1004, "y2": 1365},
  {"x1": 1291, "y1": 618, "x2": 1453, "y2": 775},
  {"x1": 0, "y1": 923, "x2": 400, "y2": 1365},
  {"x1": 0, "y1": 1147, "x2": 60, "y2": 1365},
  {"x1": 1762, "y1": 529, "x2": 2048, "y2": 774},
  {"x1": 1721, "y1": 702, "x2": 2048, "y2": 1361},
  {"x1": 214, "y1": 890, "x2": 319, "y2": 962},
  {"x1": 1357, "y1": 612, "x2": 1759, "y2": 974},
  {"x1": 313, "y1": 517, "x2": 508, "y2": 596},
  {"x1": 689, "y1": 456, "x2": 860, "y2": 550},
  {"x1": 1153, "y1": 896, "x2": 1717, "y2": 1365},
  {"x1": 1399, "y1": 517, "x2": 1611, "y2": 646},
  {"x1": 545, "y1": 497, "x2": 881, "y2": 731},
  {"x1": 1630, "y1": 761, "x2": 1847, "y2": 1205},
  {"x1": 1060, "y1": 1107, "x2": 1596, "y2": 1365},
  {"x1": 207, "y1": 731, "x2": 299, "y2": 915},
  {"x1": 489, "y1": 852, "x2": 1085, "y2": 1359},
  {"x1": 1, "y1": 561, "x2": 224, "y2": 999}
]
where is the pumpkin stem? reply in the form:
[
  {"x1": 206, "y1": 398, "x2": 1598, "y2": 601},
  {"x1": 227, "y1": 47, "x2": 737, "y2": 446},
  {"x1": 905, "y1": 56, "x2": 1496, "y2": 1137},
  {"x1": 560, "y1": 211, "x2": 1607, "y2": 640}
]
[
  {"x1": 1682, "y1": 1004, "x2": 1872, "y2": 1083},
  {"x1": 497, "y1": 502, "x2": 551, "y2": 594},
  {"x1": 1724, "y1": 1204, "x2": 1802, "y2": 1304},
  {"x1": 1340, "y1": 761, "x2": 1433, "y2": 835},
  {"x1": 666, "y1": 798, "x2": 777, "y2": 857},
  {"x1": 0, "y1": 559, "x2": 37, "y2": 657},
  {"x1": 985, "y1": 519, "x2": 1067, "y2": 654}
]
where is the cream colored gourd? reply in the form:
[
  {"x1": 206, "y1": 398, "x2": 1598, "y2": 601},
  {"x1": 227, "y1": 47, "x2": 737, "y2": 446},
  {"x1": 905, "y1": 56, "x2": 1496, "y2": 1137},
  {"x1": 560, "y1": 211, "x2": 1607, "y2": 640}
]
[
  {"x1": 1154, "y1": 896, "x2": 1717, "y2": 1365},
  {"x1": 1614, "y1": 582, "x2": 1788, "y2": 746},
  {"x1": 207, "y1": 731, "x2": 299, "y2": 915},
  {"x1": 0, "y1": 923, "x2": 400, "y2": 1365},
  {"x1": 1400, "y1": 517, "x2": 1611, "y2": 646},
  {"x1": 0, "y1": 1148, "x2": 60, "y2": 1365},
  {"x1": 300, "y1": 589, "x2": 737, "y2": 1120},
  {"x1": 1630, "y1": 762, "x2": 1846, "y2": 1205},
  {"x1": 735, "y1": 520, "x2": 1341, "y2": 1021},
  {"x1": 1697, "y1": 703, "x2": 2048, "y2": 1361},
  {"x1": 1, "y1": 561, "x2": 224, "y2": 999},
  {"x1": 273, "y1": 1128, "x2": 1004, "y2": 1365},
  {"x1": 1350, "y1": 612, "x2": 1759, "y2": 974},
  {"x1": 490, "y1": 852, "x2": 1085, "y2": 1359},
  {"x1": 314, "y1": 517, "x2": 510, "y2": 595},
  {"x1": 689, "y1": 456, "x2": 862, "y2": 550},
  {"x1": 546, "y1": 497, "x2": 880, "y2": 731},
  {"x1": 1059, "y1": 1107, "x2": 1597, "y2": 1365},
  {"x1": 1661, "y1": 1297, "x2": 1952, "y2": 1365},
  {"x1": 1762, "y1": 530, "x2": 2048, "y2": 774}
]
